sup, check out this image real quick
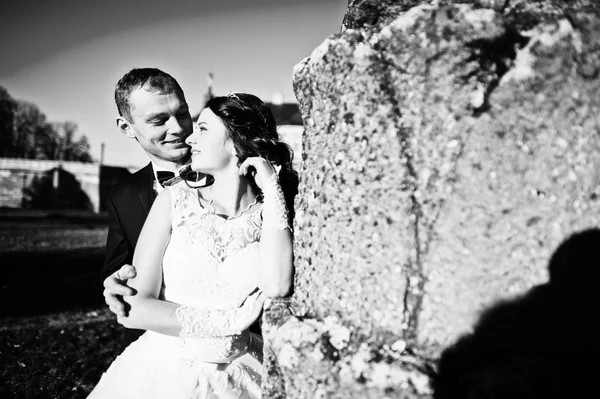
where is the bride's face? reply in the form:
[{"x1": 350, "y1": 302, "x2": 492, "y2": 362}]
[{"x1": 186, "y1": 108, "x2": 236, "y2": 174}]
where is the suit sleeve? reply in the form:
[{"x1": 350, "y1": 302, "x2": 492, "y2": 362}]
[{"x1": 101, "y1": 188, "x2": 134, "y2": 282}]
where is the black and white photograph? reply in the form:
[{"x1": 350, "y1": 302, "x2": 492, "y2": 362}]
[{"x1": 1, "y1": 0, "x2": 599, "y2": 398}]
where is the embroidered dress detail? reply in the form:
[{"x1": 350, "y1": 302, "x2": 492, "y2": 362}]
[
  {"x1": 176, "y1": 289, "x2": 262, "y2": 339},
  {"x1": 87, "y1": 183, "x2": 263, "y2": 399}
]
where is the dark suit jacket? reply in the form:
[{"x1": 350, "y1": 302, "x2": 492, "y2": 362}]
[{"x1": 102, "y1": 163, "x2": 155, "y2": 344}]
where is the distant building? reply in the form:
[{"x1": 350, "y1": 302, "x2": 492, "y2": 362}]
[
  {"x1": 265, "y1": 94, "x2": 303, "y2": 168},
  {"x1": 0, "y1": 158, "x2": 101, "y2": 212},
  {"x1": 0, "y1": 152, "x2": 148, "y2": 213}
]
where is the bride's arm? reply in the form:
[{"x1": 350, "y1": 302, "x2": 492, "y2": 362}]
[
  {"x1": 118, "y1": 189, "x2": 181, "y2": 335},
  {"x1": 119, "y1": 189, "x2": 264, "y2": 337},
  {"x1": 238, "y1": 157, "x2": 294, "y2": 298},
  {"x1": 257, "y1": 175, "x2": 294, "y2": 298}
]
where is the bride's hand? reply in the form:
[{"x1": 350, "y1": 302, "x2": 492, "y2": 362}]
[
  {"x1": 237, "y1": 291, "x2": 266, "y2": 332},
  {"x1": 238, "y1": 157, "x2": 281, "y2": 192}
]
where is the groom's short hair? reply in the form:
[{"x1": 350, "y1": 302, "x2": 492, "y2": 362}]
[{"x1": 115, "y1": 67, "x2": 185, "y2": 121}]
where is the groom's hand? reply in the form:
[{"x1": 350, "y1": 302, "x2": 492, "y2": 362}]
[{"x1": 103, "y1": 264, "x2": 137, "y2": 317}]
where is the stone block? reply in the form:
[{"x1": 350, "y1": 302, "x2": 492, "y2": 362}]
[{"x1": 263, "y1": 0, "x2": 600, "y2": 397}]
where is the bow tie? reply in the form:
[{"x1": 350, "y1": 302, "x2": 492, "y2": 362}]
[
  {"x1": 157, "y1": 166, "x2": 204, "y2": 187},
  {"x1": 156, "y1": 171, "x2": 177, "y2": 187}
]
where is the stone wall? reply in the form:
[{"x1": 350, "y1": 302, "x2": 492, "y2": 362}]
[
  {"x1": 0, "y1": 158, "x2": 100, "y2": 212},
  {"x1": 263, "y1": 0, "x2": 600, "y2": 397}
]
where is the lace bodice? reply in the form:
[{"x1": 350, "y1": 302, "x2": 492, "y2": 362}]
[{"x1": 162, "y1": 183, "x2": 262, "y2": 361}]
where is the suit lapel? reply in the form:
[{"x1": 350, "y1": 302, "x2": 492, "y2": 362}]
[
  {"x1": 124, "y1": 163, "x2": 155, "y2": 249},
  {"x1": 138, "y1": 185, "x2": 154, "y2": 215},
  {"x1": 136, "y1": 163, "x2": 155, "y2": 216}
]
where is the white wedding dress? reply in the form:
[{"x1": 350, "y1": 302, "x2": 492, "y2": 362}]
[{"x1": 88, "y1": 183, "x2": 264, "y2": 399}]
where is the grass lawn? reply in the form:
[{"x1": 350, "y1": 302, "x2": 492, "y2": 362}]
[
  {"x1": 1, "y1": 309, "x2": 127, "y2": 399},
  {"x1": 0, "y1": 211, "x2": 128, "y2": 399}
]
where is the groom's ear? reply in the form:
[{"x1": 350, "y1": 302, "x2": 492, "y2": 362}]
[{"x1": 116, "y1": 116, "x2": 136, "y2": 139}]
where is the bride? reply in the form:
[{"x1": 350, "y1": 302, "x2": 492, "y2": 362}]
[{"x1": 88, "y1": 92, "x2": 298, "y2": 399}]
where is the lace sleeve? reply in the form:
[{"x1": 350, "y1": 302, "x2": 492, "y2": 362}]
[
  {"x1": 175, "y1": 290, "x2": 261, "y2": 338},
  {"x1": 261, "y1": 173, "x2": 292, "y2": 231}
]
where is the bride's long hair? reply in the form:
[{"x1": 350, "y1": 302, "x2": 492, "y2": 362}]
[{"x1": 205, "y1": 93, "x2": 299, "y2": 223}]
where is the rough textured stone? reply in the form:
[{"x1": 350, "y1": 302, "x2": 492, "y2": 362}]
[
  {"x1": 263, "y1": 0, "x2": 600, "y2": 397},
  {"x1": 292, "y1": 29, "x2": 415, "y2": 340},
  {"x1": 263, "y1": 298, "x2": 432, "y2": 398},
  {"x1": 418, "y1": 9, "x2": 600, "y2": 353}
]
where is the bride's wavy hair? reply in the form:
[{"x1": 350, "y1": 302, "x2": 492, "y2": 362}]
[{"x1": 205, "y1": 93, "x2": 299, "y2": 222}]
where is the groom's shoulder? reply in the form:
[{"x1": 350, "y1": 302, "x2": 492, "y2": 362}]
[{"x1": 108, "y1": 163, "x2": 153, "y2": 198}]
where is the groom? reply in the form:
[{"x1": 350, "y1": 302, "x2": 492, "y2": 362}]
[{"x1": 101, "y1": 67, "x2": 200, "y2": 344}]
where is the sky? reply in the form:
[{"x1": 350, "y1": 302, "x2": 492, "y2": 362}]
[{"x1": 0, "y1": 0, "x2": 347, "y2": 168}]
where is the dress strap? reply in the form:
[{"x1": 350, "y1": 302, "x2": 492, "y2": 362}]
[{"x1": 168, "y1": 183, "x2": 207, "y2": 227}]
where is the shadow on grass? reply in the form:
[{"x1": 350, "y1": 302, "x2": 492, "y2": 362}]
[
  {"x1": 1, "y1": 308, "x2": 128, "y2": 399},
  {"x1": 0, "y1": 249, "x2": 106, "y2": 318},
  {"x1": 0, "y1": 248, "x2": 130, "y2": 399}
]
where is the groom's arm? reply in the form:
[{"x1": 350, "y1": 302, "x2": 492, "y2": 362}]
[
  {"x1": 102, "y1": 188, "x2": 133, "y2": 281},
  {"x1": 102, "y1": 187, "x2": 136, "y2": 316}
]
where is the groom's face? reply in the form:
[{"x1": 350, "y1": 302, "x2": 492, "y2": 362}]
[{"x1": 125, "y1": 87, "x2": 193, "y2": 165}]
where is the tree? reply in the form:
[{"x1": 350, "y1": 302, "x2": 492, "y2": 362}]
[
  {"x1": 50, "y1": 121, "x2": 93, "y2": 162},
  {"x1": 0, "y1": 86, "x2": 16, "y2": 158},
  {"x1": 0, "y1": 86, "x2": 94, "y2": 162},
  {"x1": 13, "y1": 100, "x2": 50, "y2": 159}
]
